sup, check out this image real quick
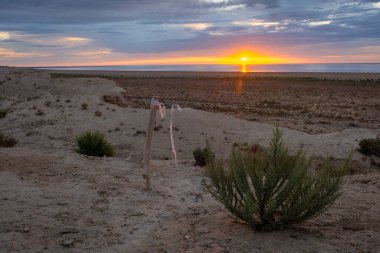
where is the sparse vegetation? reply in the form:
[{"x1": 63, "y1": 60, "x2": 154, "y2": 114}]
[
  {"x1": 76, "y1": 130, "x2": 114, "y2": 157},
  {"x1": 0, "y1": 109, "x2": 7, "y2": 119},
  {"x1": 94, "y1": 110, "x2": 102, "y2": 117},
  {"x1": 0, "y1": 132, "x2": 17, "y2": 147},
  {"x1": 205, "y1": 127, "x2": 345, "y2": 231},
  {"x1": 359, "y1": 136, "x2": 380, "y2": 157},
  {"x1": 35, "y1": 109, "x2": 45, "y2": 116},
  {"x1": 81, "y1": 103, "x2": 88, "y2": 110},
  {"x1": 153, "y1": 124, "x2": 163, "y2": 131},
  {"x1": 193, "y1": 143, "x2": 214, "y2": 166}
]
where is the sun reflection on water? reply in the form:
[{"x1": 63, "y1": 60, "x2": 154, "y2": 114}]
[{"x1": 241, "y1": 63, "x2": 247, "y2": 73}]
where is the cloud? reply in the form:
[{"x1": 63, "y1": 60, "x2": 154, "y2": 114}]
[
  {"x1": 214, "y1": 4, "x2": 246, "y2": 11},
  {"x1": 0, "y1": 48, "x2": 50, "y2": 58},
  {"x1": 0, "y1": 32, "x2": 92, "y2": 49},
  {"x1": 209, "y1": 31, "x2": 229, "y2": 36},
  {"x1": 233, "y1": 19, "x2": 280, "y2": 27},
  {"x1": 0, "y1": 32, "x2": 11, "y2": 40},
  {"x1": 322, "y1": 55, "x2": 343, "y2": 58},
  {"x1": 181, "y1": 23, "x2": 213, "y2": 30},
  {"x1": 201, "y1": 0, "x2": 230, "y2": 3},
  {"x1": 62, "y1": 37, "x2": 90, "y2": 43},
  {"x1": 372, "y1": 2, "x2": 380, "y2": 8},
  {"x1": 72, "y1": 49, "x2": 112, "y2": 56},
  {"x1": 0, "y1": 0, "x2": 280, "y2": 25},
  {"x1": 306, "y1": 20, "x2": 333, "y2": 27},
  {"x1": 0, "y1": 31, "x2": 28, "y2": 41}
]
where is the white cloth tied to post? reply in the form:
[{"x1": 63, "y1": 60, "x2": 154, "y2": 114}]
[{"x1": 151, "y1": 98, "x2": 182, "y2": 168}]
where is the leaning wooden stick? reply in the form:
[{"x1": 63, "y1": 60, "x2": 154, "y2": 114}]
[{"x1": 143, "y1": 99, "x2": 157, "y2": 190}]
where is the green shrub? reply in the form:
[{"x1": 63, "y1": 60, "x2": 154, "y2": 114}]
[
  {"x1": 76, "y1": 131, "x2": 114, "y2": 157},
  {"x1": 0, "y1": 110, "x2": 6, "y2": 119},
  {"x1": 359, "y1": 137, "x2": 380, "y2": 157},
  {"x1": 81, "y1": 103, "x2": 88, "y2": 110},
  {"x1": 205, "y1": 127, "x2": 345, "y2": 231},
  {"x1": 0, "y1": 132, "x2": 17, "y2": 147},
  {"x1": 193, "y1": 143, "x2": 214, "y2": 166}
]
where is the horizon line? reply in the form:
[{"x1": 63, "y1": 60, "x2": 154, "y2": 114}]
[{"x1": 20, "y1": 62, "x2": 380, "y2": 69}]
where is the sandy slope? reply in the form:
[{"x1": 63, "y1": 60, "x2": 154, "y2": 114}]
[{"x1": 0, "y1": 67, "x2": 379, "y2": 252}]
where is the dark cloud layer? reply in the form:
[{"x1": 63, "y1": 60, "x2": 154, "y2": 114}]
[{"x1": 0, "y1": 0, "x2": 280, "y2": 24}]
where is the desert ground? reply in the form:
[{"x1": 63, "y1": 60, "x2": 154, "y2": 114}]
[
  {"x1": 51, "y1": 70, "x2": 380, "y2": 134},
  {"x1": 0, "y1": 66, "x2": 379, "y2": 252}
]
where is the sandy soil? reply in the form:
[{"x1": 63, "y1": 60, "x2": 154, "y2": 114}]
[{"x1": 0, "y1": 67, "x2": 379, "y2": 252}]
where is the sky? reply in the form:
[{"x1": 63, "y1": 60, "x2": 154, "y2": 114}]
[{"x1": 0, "y1": 0, "x2": 380, "y2": 66}]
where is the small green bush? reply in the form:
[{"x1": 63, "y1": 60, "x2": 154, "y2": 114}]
[
  {"x1": 0, "y1": 132, "x2": 17, "y2": 147},
  {"x1": 76, "y1": 131, "x2": 114, "y2": 157},
  {"x1": 193, "y1": 143, "x2": 214, "y2": 166},
  {"x1": 0, "y1": 110, "x2": 7, "y2": 119},
  {"x1": 205, "y1": 127, "x2": 345, "y2": 231},
  {"x1": 359, "y1": 137, "x2": 380, "y2": 157},
  {"x1": 81, "y1": 103, "x2": 88, "y2": 110}
]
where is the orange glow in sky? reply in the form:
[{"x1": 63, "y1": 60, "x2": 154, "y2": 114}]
[
  {"x1": 217, "y1": 49, "x2": 304, "y2": 65},
  {"x1": 8, "y1": 47, "x2": 315, "y2": 67},
  {"x1": 92, "y1": 49, "x2": 306, "y2": 67}
]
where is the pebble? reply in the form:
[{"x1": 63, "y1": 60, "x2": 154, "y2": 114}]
[{"x1": 61, "y1": 239, "x2": 74, "y2": 248}]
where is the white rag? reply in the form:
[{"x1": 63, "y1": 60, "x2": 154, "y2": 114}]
[{"x1": 150, "y1": 98, "x2": 182, "y2": 168}]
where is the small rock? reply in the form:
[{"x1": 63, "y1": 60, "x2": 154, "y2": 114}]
[
  {"x1": 94, "y1": 110, "x2": 102, "y2": 117},
  {"x1": 130, "y1": 211, "x2": 144, "y2": 217},
  {"x1": 210, "y1": 242, "x2": 227, "y2": 253},
  {"x1": 23, "y1": 227, "x2": 30, "y2": 233},
  {"x1": 154, "y1": 124, "x2": 163, "y2": 131},
  {"x1": 133, "y1": 130, "x2": 146, "y2": 137},
  {"x1": 59, "y1": 228, "x2": 79, "y2": 234},
  {"x1": 370, "y1": 155, "x2": 380, "y2": 167},
  {"x1": 61, "y1": 239, "x2": 75, "y2": 248},
  {"x1": 199, "y1": 227, "x2": 210, "y2": 234},
  {"x1": 342, "y1": 224, "x2": 365, "y2": 231},
  {"x1": 35, "y1": 109, "x2": 45, "y2": 116}
]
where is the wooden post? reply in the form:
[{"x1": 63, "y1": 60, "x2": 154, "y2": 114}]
[{"x1": 143, "y1": 101, "x2": 157, "y2": 190}]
